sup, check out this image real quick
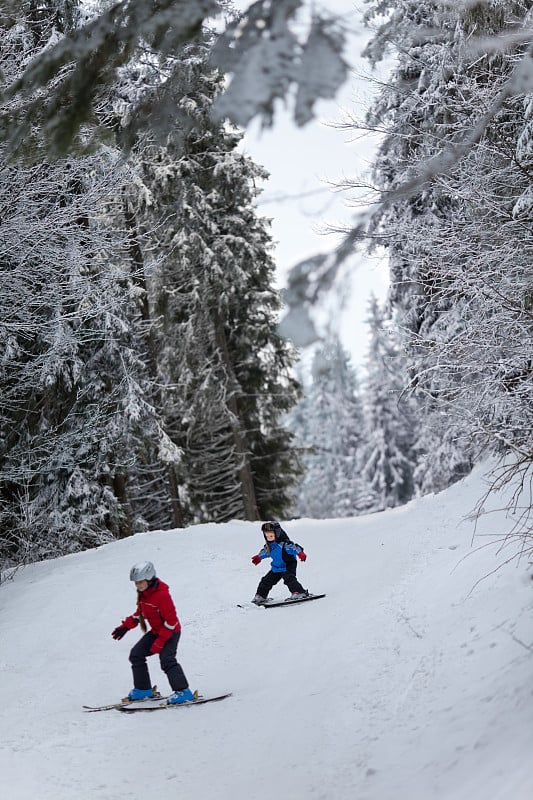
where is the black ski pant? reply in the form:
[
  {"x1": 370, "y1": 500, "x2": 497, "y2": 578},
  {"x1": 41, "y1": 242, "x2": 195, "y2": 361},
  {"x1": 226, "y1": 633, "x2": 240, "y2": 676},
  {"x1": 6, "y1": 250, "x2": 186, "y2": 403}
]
[
  {"x1": 129, "y1": 631, "x2": 188, "y2": 692},
  {"x1": 256, "y1": 569, "x2": 305, "y2": 599}
]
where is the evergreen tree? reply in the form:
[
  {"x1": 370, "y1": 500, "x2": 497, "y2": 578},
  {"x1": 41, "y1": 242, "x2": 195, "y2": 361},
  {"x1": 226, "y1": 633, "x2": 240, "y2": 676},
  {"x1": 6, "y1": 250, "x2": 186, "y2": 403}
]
[
  {"x1": 362, "y1": 0, "x2": 533, "y2": 496},
  {"x1": 122, "y1": 43, "x2": 302, "y2": 523},
  {"x1": 0, "y1": 7, "x2": 162, "y2": 565},
  {"x1": 360, "y1": 296, "x2": 416, "y2": 511},
  {"x1": 290, "y1": 334, "x2": 367, "y2": 518}
]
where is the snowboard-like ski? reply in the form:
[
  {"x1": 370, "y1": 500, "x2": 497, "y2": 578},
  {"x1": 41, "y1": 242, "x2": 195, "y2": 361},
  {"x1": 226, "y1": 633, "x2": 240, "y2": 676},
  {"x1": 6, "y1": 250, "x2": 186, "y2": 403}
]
[
  {"x1": 237, "y1": 594, "x2": 325, "y2": 609},
  {"x1": 118, "y1": 692, "x2": 232, "y2": 712},
  {"x1": 261, "y1": 593, "x2": 325, "y2": 608}
]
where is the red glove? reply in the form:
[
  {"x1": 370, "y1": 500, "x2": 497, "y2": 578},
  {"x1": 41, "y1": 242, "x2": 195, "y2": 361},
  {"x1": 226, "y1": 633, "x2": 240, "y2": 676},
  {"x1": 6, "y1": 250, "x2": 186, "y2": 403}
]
[
  {"x1": 298, "y1": 552, "x2": 307, "y2": 562},
  {"x1": 251, "y1": 555, "x2": 261, "y2": 565}
]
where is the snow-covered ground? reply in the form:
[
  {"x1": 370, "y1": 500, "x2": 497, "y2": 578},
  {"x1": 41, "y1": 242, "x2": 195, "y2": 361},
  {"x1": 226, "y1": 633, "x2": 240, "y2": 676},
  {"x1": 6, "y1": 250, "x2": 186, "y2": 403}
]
[{"x1": 1, "y1": 463, "x2": 531, "y2": 800}]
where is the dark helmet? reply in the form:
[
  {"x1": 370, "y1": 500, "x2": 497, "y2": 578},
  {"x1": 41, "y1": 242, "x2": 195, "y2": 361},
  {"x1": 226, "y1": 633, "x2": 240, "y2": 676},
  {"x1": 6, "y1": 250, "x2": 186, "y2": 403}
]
[
  {"x1": 261, "y1": 522, "x2": 275, "y2": 533},
  {"x1": 262, "y1": 521, "x2": 282, "y2": 542},
  {"x1": 129, "y1": 561, "x2": 156, "y2": 581},
  {"x1": 263, "y1": 521, "x2": 294, "y2": 548}
]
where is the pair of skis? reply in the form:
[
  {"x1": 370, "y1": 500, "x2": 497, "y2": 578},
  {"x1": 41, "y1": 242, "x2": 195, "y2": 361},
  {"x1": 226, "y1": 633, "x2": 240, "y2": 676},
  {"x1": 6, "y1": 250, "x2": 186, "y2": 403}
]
[{"x1": 83, "y1": 688, "x2": 231, "y2": 713}]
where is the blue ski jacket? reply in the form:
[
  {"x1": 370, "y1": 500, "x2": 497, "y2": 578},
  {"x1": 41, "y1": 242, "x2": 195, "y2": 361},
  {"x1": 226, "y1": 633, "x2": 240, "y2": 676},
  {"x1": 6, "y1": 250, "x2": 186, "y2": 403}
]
[{"x1": 257, "y1": 541, "x2": 303, "y2": 573}]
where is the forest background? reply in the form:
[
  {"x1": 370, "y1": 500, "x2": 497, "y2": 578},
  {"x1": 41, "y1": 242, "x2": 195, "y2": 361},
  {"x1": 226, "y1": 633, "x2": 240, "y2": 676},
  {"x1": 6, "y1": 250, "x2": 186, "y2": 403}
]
[{"x1": 0, "y1": 0, "x2": 531, "y2": 570}]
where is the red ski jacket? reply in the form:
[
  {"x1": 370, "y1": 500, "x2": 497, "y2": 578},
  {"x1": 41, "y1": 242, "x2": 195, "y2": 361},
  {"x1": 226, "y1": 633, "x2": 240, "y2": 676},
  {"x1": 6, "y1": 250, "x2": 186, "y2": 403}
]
[{"x1": 121, "y1": 579, "x2": 181, "y2": 654}]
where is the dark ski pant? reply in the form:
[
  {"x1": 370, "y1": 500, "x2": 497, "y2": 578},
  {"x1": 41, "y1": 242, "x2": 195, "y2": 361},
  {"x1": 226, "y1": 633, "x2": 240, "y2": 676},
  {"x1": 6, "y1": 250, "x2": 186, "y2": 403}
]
[
  {"x1": 129, "y1": 631, "x2": 188, "y2": 692},
  {"x1": 256, "y1": 569, "x2": 305, "y2": 599}
]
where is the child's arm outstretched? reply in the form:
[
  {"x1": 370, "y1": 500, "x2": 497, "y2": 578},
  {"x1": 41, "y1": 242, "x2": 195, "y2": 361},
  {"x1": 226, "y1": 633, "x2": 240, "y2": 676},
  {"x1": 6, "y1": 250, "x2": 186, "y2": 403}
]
[
  {"x1": 284, "y1": 542, "x2": 307, "y2": 561},
  {"x1": 251, "y1": 545, "x2": 269, "y2": 565}
]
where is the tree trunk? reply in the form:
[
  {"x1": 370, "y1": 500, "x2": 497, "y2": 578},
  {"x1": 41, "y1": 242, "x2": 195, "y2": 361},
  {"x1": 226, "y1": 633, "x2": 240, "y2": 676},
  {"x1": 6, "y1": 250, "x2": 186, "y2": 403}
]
[
  {"x1": 213, "y1": 311, "x2": 259, "y2": 520},
  {"x1": 123, "y1": 201, "x2": 159, "y2": 373},
  {"x1": 167, "y1": 464, "x2": 184, "y2": 528},
  {"x1": 111, "y1": 473, "x2": 132, "y2": 538}
]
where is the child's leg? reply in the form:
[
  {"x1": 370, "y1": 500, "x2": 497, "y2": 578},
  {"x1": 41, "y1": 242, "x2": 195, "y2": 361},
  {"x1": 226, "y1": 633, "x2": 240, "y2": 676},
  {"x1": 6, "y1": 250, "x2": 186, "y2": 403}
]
[
  {"x1": 129, "y1": 632, "x2": 156, "y2": 689},
  {"x1": 159, "y1": 631, "x2": 189, "y2": 692},
  {"x1": 283, "y1": 573, "x2": 306, "y2": 595},
  {"x1": 285, "y1": 558, "x2": 297, "y2": 577},
  {"x1": 256, "y1": 570, "x2": 283, "y2": 598}
]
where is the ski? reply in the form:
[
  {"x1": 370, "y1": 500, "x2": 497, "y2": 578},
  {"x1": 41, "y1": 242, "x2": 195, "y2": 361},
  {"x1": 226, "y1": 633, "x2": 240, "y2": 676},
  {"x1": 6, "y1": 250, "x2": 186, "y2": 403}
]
[
  {"x1": 117, "y1": 692, "x2": 232, "y2": 712},
  {"x1": 261, "y1": 593, "x2": 326, "y2": 608},
  {"x1": 83, "y1": 686, "x2": 164, "y2": 712}
]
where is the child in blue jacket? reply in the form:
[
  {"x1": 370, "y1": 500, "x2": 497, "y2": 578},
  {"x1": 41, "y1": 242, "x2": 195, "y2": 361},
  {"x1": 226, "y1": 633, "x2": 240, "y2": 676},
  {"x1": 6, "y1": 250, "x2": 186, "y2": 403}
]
[{"x1": 251, "y1": 521, "x2": 308, "y2": 603}]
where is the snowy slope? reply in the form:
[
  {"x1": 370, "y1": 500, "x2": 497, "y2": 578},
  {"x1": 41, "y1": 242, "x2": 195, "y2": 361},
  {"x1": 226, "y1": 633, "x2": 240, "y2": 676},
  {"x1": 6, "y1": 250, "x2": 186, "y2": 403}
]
[{"x1": 1, "y1": 464, "x2": 532, "y2": 800}]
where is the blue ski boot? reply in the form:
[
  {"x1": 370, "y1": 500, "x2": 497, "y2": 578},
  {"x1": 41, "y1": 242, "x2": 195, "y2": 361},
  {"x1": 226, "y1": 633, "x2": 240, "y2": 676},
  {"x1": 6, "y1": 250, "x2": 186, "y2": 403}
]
[
  {"x1": 167, "y1": 688, "x2": 195, "y2": 705},
  {"x1": 127, "y1": 687, "x2": 154, "y2": 701}
]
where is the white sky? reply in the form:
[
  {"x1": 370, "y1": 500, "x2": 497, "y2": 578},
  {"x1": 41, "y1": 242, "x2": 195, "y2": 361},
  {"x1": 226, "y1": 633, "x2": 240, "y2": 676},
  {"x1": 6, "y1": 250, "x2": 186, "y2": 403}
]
[{"x1": 234, "y1": 0, "x2": 392, "y2": 366}]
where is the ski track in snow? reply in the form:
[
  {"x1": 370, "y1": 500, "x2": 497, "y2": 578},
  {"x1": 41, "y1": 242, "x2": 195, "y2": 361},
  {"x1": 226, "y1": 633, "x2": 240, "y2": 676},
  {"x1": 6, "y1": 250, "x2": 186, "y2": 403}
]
[{"x1": 0, "y1": 463, "x2": 532, "y2": 800}]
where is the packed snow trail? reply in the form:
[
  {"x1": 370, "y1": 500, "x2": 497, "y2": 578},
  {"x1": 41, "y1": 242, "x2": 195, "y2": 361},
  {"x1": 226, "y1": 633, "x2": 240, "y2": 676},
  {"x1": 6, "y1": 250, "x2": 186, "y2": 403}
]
[{"x1": 0, "y1": 463, "x2": 532, "y2": 800}]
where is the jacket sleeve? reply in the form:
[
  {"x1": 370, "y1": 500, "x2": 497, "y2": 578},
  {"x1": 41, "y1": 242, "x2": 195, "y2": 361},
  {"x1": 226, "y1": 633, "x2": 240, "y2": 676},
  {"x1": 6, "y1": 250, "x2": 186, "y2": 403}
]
[
  {"x1": 121, "y1": 609, "x2": 140, "y2": 630},
  {"x1": 258, "y1": 545, "x2": 270, "y2": 560},
  {"x1": 150, "y1": 588, "x2": 180, "y2": 654},
  {"x1": 284, "y1": 543, "x2": 303, "y2": 557}
]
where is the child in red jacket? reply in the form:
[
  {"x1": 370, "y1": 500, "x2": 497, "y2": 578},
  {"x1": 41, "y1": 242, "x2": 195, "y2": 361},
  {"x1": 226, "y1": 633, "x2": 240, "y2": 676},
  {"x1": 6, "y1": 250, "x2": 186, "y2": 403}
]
[{"x1": 112, "y1": 561, "x2": 194, "y2": 705}]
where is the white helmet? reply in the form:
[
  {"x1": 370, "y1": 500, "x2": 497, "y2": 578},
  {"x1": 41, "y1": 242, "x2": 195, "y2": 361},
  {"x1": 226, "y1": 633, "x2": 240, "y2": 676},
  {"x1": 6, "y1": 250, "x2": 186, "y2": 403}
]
[{"x1": 129, "y1": 561, "x2": 156, "y2": 581}]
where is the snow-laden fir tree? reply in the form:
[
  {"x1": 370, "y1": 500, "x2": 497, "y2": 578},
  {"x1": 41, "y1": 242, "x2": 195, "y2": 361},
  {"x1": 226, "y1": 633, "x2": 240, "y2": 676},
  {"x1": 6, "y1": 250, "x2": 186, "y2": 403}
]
[
  {"x1": 119, "y1": 41, "x2": 302, "y2": 523},
  {"x1": 360, "y1": 296, "x2": 416, "y2": 512},
  {"x1": 361, "y1": 0, "x2": 533, "y2": 497},
  {"x1": 289, "y1": 334, "x2": 367, "y2": 518},
  {"x1": 0, "y1": 7, "x2": 163, "y2": 566}
]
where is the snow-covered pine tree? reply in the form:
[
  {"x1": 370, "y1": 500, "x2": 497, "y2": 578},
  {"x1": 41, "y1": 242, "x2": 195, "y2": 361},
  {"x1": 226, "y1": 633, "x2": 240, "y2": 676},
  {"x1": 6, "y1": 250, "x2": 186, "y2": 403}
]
[
  {"x1": 363, "y1": 0, "x2": 465, "y2": 348},
  {"x1": 362, "y1": 0, "x2": 533, "y2": 496},
  {"x1": 120, "y1": 41, "x2": 301, "y2": 523},
  {"x1": 290, "y1": 334, "x2": 367, "y2": 518},
  {"x1": 0, "y1": 8, "x2": 162, "y2": 566},
  {"x1": 360, "y1": 296, "x2": 416, "y2": 512}
]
